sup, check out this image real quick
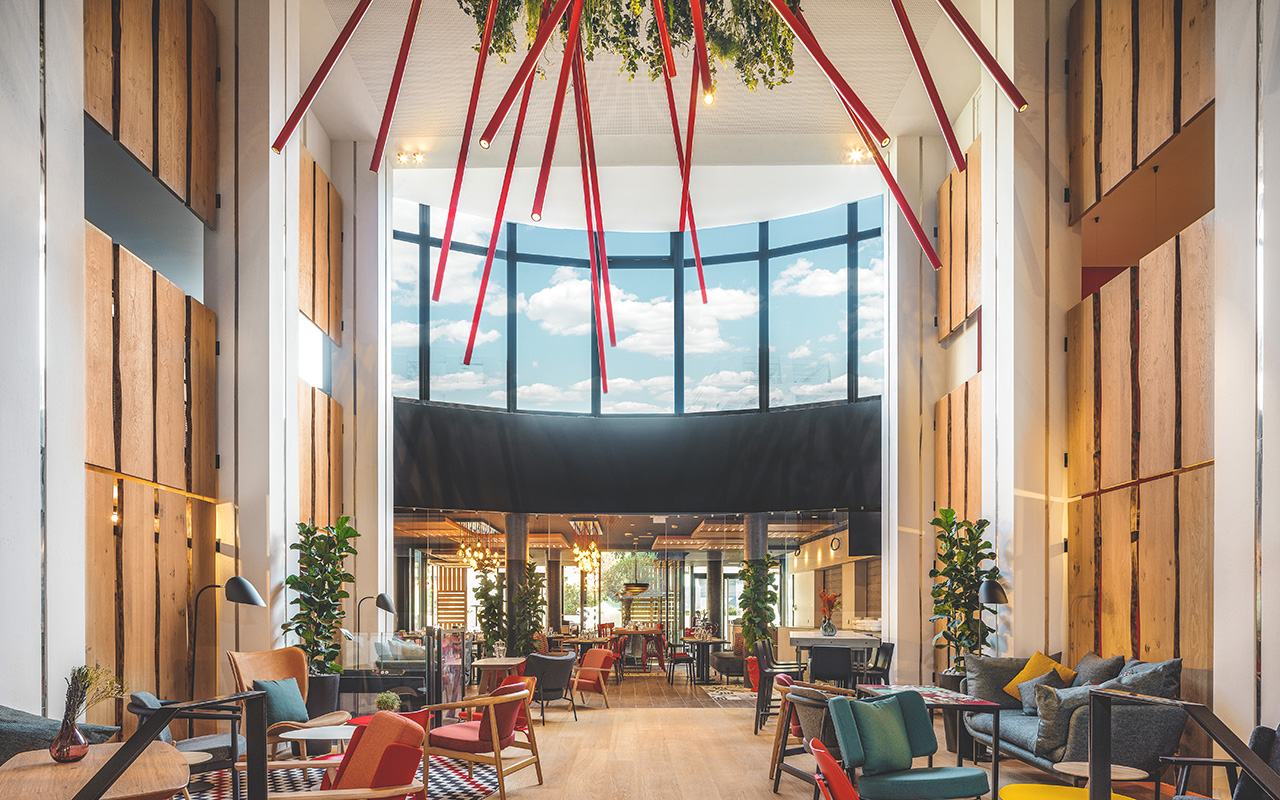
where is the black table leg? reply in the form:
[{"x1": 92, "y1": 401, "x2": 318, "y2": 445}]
[{"x1": 991, "y1": 710, "x2": 1000, "y2": 797}]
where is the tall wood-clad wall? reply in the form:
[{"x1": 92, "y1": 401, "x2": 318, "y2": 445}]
[
  {"x1": 85, "y1": 223, "x2": 218, "y2": 736},
  {"x1": 299, "y1": 146, "x2": 344, "y2": 344},
  {"x1": 936, "y1": 137, "x2": 983, "y2": 340},
  {"x1": 84, "y1": 0, "x2": 218, "y2": 227},
  {"x1": 934, "y1": 375, "x2": 982, "y2": 523},
  {"x1": 1064, "y1": 212, "x2": 1214, "y2": 771},
  {"x1": 299, "y1": 381, "x2": 343, "y2": 528},
  {"x1": 1066, "y1": 0, "x2": 1214, "y2": 223}
]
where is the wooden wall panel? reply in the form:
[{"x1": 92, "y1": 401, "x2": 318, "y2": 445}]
[
  {"x1": 1136, "y1": 0, "x2": 1176, "y2": 166},
  {"x1": 935, "y1": 397, "x2": 949, "y2": 512},
  {"x1": 949, "y1": 167, "x2": 967, "y2": 329},
  {"x1": 155, "y1": 274, "x2": 188, "y2": 490},
  {"x1": 85, "y1": 472, "x2": 119, "y2": 727},
  {"x1": 84, "y1": 0, "x2": 114, "y2": 131},
  {"x1": 1100, "y1": 0, "x2": 1134, "y2": 195},
  {"x1": 118, "y1": 247, "x2": 155, "y2": 481},
  {"x1": 189, "y1": 0, "x2": 218, "y2": 227},
  {"x1": 157, "y1": 491, "x2": 189, "y2": 735},
  {"x1": 1066, "y1": 498, "x2": 1097, "y2": 667},
  {"x1": 329, "y1": 183, "x2": 344, "y2": 344},
  {"x1": 937, "y1": 175, "x2": 952, "y2": 341},
  {"x1": 1066, "y1": 298, "x2": 1097, "y2": 495},
  {"x1": 1180, "y1": 213, "x2": 1214, "y2": 466},
  {"x1": 1099, "y1": 488, "x2": 1133, "y2": 659},
  {"x1": 188, "y1": 299, "x2": 217, "y2": 497},
  {"x1": 118, "y1": 0, "x2": 154, "y2": 168},
  {"x1": 1099, "y1": 272, "x2": 1133, "y2": 487},
  {"x1": 950, "y1": 388, "x2": 966, "y2": 521},
  {"x1": 965, "y1": 376, "x2": 981, "y2": 521},
  {"x1": 1180, "y1": 0, "x2": 1215, "y2": 125},
  {"x1": 1138, "y1": 239, "x2": 1176, "y2": 477},
  {"x1": 965, "y1": 138, "x2": 982, "y2": 316},
  {"x1": 313, "y1": 167, "x2": 331, "y2": 333},
  {"x1": 299, "y1": 384, "x2": 313, "y2": 524},
  {"x1": 329, "y1": 395, "x2": 343, "y2": 523},
  {"x1": 1068, "y1": 0, "x2": 1099, "y2": 221},
  {"x1": 299, "y1": 148, "x2": 316, "y2": 322},
  {"x1": 1179, "y1": 467, "x2": 1214, "y2": 776},
  {"x1": 157, "y1": 0, "x2": 189, "y2": 198},
  {"x1": 86, "y1": 223, "x2": 116, "y2": 470},
  {"x1": 1137, "y1": 477, "x2": 1176, "y2": 661},
  {"x1": 313, "y1": 390, "x2": 330, "y2": 528},
  {"x1": 190, "y1": 499, "x2": 218, "y2": 714},
  {"x1": 121, "y1": 481, "x2": 156, "y2": 736}
]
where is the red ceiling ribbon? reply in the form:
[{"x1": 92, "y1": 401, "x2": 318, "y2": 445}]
[
  {"x1": 679, "y1": 69, "x2": 699, "y2": 233},
  {"x1": 369, "y1": 0, "x2": 424, "y2": 172},
  {"x1": 653, "y1": 0, "x2": 677, "y2": 79},
  {"x1": 662, "y1": 69, "x2": 707, "y2": 303},
  {"x1": 573, "y1": 46, "x2": 617, "y2": 345},
  {"x1": 531, "y1": 0, "x2": 587, "y2": 222},
  {"x1": 478, "y1": 0, "x2": 576, "y2": 149},
  {"x1": 934, "y1": 0, "x2": 1029, "y2": 112},
  {"x1": 765, "y1": 0, "x2": 890, "y2": 148},
  {"x1": 887, "y1": 0, "x2": 966, "y2": 171},
  {"x1": 432, "y1": 0, "x2": 501, "y2": 302},
  {"x1": 689, "y1": 0, "x2": 714, "y2": 104},
  {"x1": 272, "y1": 0, "x2": 373, "y2": 153},
  {"x1": 570, "y1": 47, "x2": 609, "y2": 392}
]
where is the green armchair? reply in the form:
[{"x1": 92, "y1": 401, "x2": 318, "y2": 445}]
[{"x1": 828, "y1": 690, "x2": 990, "y2": 800}]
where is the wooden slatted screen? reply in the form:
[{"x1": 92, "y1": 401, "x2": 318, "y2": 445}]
[
  {"x1": 85, "y1": 223, "x2": 116, "y2": 470},
  {"x1": 436, "y1": 566, "x2": 468, "y2": 626},
  {"x1": 1136, "y1": 0, "x2": 1176, "y2": 166},
  {"x1": 299, "y1": 384, "x2": 313, "y2": 524},
  {"x1": 84, "y1": 0, "x2": 114, "y2": 130},
  {"x1": 155, "y1": 273, "x2": 187, "y2": 489},
  {"x1": 948, "y1": 165, "x2": 967, "y2": 330},
  {"x1": 188, "y1": 0, "x2": 218, "y2": 226},
  {"x1": 313, "y1": 166, "x2": 331, "y2": 336},
  {"x1": 298, "y1": 381, "x2": 343, "y2": 528},
  {"x1": 936, "y1": 140, "x2": 983, "y2": 338},
  {"x1": 313, "y1": 389, "x2": 330, "y2": 529},
  {"x1": 934, "y1": 379, "x2": 981, "y2": 522},
  {"x1": 1180, "y1": 0, "x2": 1214, "y2": 125},
  {"x1": 117, "y1": 247, "x2": 155, "y2": 482},
  {"x1": 965, "y1": 137, "x2": 982, "y2": 316},
  {"x1": 117, "y1": 0, "x2": 154, "y2": 168},
  {"x1": 1068, "y1": 0, "x2": 1098, "y2": 222},
  {"x1": 329, "y1": 183, "x2": 344, "y2": 346},
  {"x1": 120, "y1": 481, "x2": 157, "y2": 737},
  {"x1": 84, "y1": 472, "x2": 119, "y2": 727},
  {"x1": 188, "y1": 299, "x2": 217, "y2": 497},
  {"x1": 329, "y1": 394, "x2": 343, "y2": 523},
  {"x1": 299, "y1": 148, "x2": 316, "y2": 321},
  {"x1": 156, "y1": 0, "x2": 188, "y2": 198},
  {"x1": 157, "y1": 490, "x2": 190, "y2": 740}
]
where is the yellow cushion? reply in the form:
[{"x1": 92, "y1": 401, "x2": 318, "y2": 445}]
[{"x1": 1002, "y1": 652, "x2": 1077, "y2": 698}]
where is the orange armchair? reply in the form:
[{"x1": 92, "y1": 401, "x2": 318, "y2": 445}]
[
  {"x1": 570, "y1": 647, "x2": 617, "y2": 708},
  {"x1": 227, "y1": 646, "x2": 352, "y2": 754},
  {"x1": 423, "y1": 684, "x2": 542, "y2": 800}
]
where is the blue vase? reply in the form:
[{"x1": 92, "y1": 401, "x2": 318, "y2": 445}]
[{"x1": 821, "y1": 617, "x2": 836, "y2": 636}]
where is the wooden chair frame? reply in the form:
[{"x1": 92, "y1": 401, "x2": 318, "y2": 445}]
[
  {"x1": 227, "y1": 648, "x2": 353, "y2": 757},
  {"x1": 234, "y1": 759, "x2": 423, "y2": 800},
  {"x1": 571, "y1": 662, "x2": 614, "y2": 709},
  {"x1": 421, "y1": 689, "x2": 542, "y2": 800}
]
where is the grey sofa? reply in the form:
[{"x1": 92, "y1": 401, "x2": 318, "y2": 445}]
[
  {"x1": 0, "y1": 704, "x2": 118, "y2": 765},
  {"x1": 962, "y1": 654, "x2": 1188, "y2": 779}
]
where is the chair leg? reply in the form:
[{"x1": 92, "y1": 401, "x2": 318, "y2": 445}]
[
  {"x1": 570, "y1": 691, "x2": 578, "y2": 721},
  {"x1": 494, "y1": 751, "x2": 507, "y2": 800},
  {"x1": 525, "y1": 712, "x2": 544, "y2": 785},
  {"x1": 600, "y1": 685, "x2": 610, "y2": 709}
]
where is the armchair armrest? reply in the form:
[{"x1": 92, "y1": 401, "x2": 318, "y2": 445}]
[
  {"x1": 266, "y1": 711, "x2": 352, "y2": 736},
  {"x1": 423, "y1": 690, "x2": 531, "y2": 714}
]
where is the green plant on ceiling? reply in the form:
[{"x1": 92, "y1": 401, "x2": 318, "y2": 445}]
[
  {"x1": 928, "y1": 508, "x2": 1000, "y2": 673},
  {"x1": 510, "y1": 562, "x2": 548, "y2": 655},
  {"x1": 474, "y1": 564, "x2": 508, "y2": 658},
  {"x1": 455, "y1": 0, "x2": 797, "y2": 92},
  {"x1": 738, "y1": 552, "x2": 779, "y2": 655},
  {"x1": 282, "y1": 517, "x2": 361, "y2": 674}
]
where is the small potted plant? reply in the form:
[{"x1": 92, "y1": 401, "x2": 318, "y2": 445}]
[
  {"x1": 52, "y1": 665, "x2": 125, "y2": 762},
  {"x1": 375, "y1": 691, "x2": 401, "y2": 712},
  {"x1": 819, "y1": 590, "x2": 841, "y2": 636}
]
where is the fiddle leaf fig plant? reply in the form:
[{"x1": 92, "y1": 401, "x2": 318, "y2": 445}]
[
  {"x1": 474, "y1": 566, "x2": 507, "y2": 658},
  {"x1": 282, "y1": 517, "x2": 360, "y2": 674},
  {"x1": 929, "y1": 509, "x2": 1000, "y2": 673},
  {"x1": 738, "y1": 553, "x2": 779, "y2": 655},
  {"x1": 511, "y1": 562, "x2": 547, "y2": 656}
]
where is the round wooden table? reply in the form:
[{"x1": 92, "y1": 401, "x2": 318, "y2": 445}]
[
  {"x1": 1053, "y1": 762, "x2": 1149, "y2": 783},
  {"x1": 1000, "y1": 784, "x2": 1135, "y2": 800},
  {"x1": 473, "y1": 656, "x2": 527, "y2": 692},
  {"x1": 279, "y1": 724, "x2": 358, "y2": 752},
  {"x1": 0, "y1": 741, "x2": 189, "y2": 800},
  {"x1": 681, "y1": 637, "x2": 729, "y2": 685}
]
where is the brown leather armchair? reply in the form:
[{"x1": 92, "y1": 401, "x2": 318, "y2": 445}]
[{"x1": 226, "y1": 646, "x2": 351, "y2": 754}]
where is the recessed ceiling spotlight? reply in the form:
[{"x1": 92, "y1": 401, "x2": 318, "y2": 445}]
[
  {"x1": 413, "y1": 152, "x2": 423, "y2": 163},
  {"x1": 396, "y1": 152, "x2": 408, "y2": 164}
]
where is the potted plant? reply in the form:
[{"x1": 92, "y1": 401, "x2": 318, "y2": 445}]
[
  {"x1": 282, "y1": 517, "x2": 360, "y2": 722},
  {"x1": 510, "y1": 563, "x2": 547, "y2": 656},
  {"x1": 375, "y1": 691, "x2": 401, "y2": 712},
  {"x1": 818, "y1": 590, "x2": 841, "y2": 636},
  {"x1": 473, "y1": 565, "x2": 506, "y2": 658},
  {"x1": 739, "y1": 553, "x2": 779, "y2": 690},
  {"x1": 51, "y1": 664, "x2": 126, "y2": 762}
]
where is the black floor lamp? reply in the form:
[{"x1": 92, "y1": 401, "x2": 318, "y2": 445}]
[
  {"x1": 978, "y1": 578, "x2": 1008, "y2": 656},
  {"x1": 355, "y1": 593, "x2": 397, "y2": 668},
  {"x1": 189, "y1": 576, "x2": 265, "y2": 741}
]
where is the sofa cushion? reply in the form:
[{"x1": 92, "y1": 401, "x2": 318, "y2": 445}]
[
  {"x1": 851, "y1": 695, "x2": 913, "y2": 776},
  {"x1": 253, "y1": 678, "x2": 310, "y2": 728},
  {"x1": 1018, "y1": 670, "x2": 1067, "y2": 715},
  {"x1": 967, "y1": 709, "x2": 1039, "y2": 753},
  {"x1": 1119, "y1": 658, "x2": 1182, "y2": 698},
  {"x1": 857, "y1": 766, "x2": 990, "y2": 800},
  {"x1": 709, "y1": 651, "x2": 744, "y2": 677},
  {"x1": 1003, "y1": 652, "x2": 1077, "y2": 699},
  {"x1": 963, "y1": 656, "x2": 1029, "y2": 710},
  {"x1": 1034, "y1": 668, "x2": 1166, "y2": 756},
  {"x1": 428, "y1": 720, "x2": 514, "y2": 754},
  {"x1": 1071, "y1": 652, "x2": 1125, "y2": 687}
]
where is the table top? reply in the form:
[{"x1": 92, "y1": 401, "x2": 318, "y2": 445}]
[
  {"x1": 612, "y1": 629, "x2": 663, "y2": 635},
  {"x1": 279, "y1": 725, "x2": 358, "y2": 741},
  {"x1": 1053, "y1": 762, "x2": 1149, "y2": 780},
  {"x1": 0, "y1": 741, "x2": 189, "y2": 800},
  {"x1": 473, "y1": 656, "x2": 527, "y2": 668},
  {"x1": 181, "y1": 750, "x2": 213, "y2": 765},
  {"x1": 682, "y1": 637, "x2": 728, "y2": 645},
  {"x1": 562, "y1": 637, "x2": 609, "y2": 644},
  {"x1": 856, "y1": 684, "x2": 1002, "y2": 708},
  {"x1": 999, "y1": 784, "x2": 1134, "y2": 800}
]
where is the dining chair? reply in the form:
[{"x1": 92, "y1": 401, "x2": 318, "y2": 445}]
[
  {"x1": 810, "y1": 645, "x2": 855, "y2": 688},
  {"x1": 862, "y1": 642, "x2": 895, "y2": 685},
  {"x1": 667, "y1": 638, "x2": 695, "y2": 685},
  {"x1": 226, "y1": 647, "x2": 352, "y2": 756},
  {"x1": 753, "y1": 639, "x2": 806, "y2": 734},
  {"x1": 523, "y1": 652, "x2": 578, "y2": 723},
  {"x1": 773, "y1": 684, "x2": 842, "y2": 799},
  {"x1": 423, "y1": 685, "x2": 542, "y2": 800},
  {"x1": 571, "y1": 647, "x2": 617, "y2": 708}
]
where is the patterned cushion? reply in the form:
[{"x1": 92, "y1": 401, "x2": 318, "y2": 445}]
[
  {"x1": 1018, "y1": 670, "x2": 1067, "y2": 715},
  {"x1": 1071, "y1": 652, "x2": 1125, "y2": 687}
]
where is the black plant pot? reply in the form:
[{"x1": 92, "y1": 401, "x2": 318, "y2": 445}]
[
  {"x1": 300, "y1": 673, "x2": 342, "y2": 757},
  {"x1": 936, "y1": 670, "x2": 971, "y2": 756}
]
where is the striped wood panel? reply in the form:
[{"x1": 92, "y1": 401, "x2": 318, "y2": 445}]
[
  {"x1": 965, "y1": 376, "x2": 981, "y2": 521},
  {"x1": 121, "y1": 481, "x2": 157, "y2": 737},
  {"x1": 156, "y1": 0, "x2": 188, "y2": 198},
  {"x1": 1138, "y1": 238, "x2": 1176, "y2": 476},
  {"x1": 935, "y1": 397, "x2": 949, "y2": 512},
  {"x1": 437, "y1": 566, "x2": 468, "y2": 625},
  {"x1": 949, "y1": 387, "x2": 966, "y2": 521},
  {"x1": 1066, "y1": 498, "x2": 1097, "y2": 666},
  {"x1": 1068, "y1": 0, "x2": 1098, "y2": 221},
  {"x1": 329, "y1": 394, "x2": 343, "y2": 523},
  {"x1": 86, "y1": 223, "x2": 116, "y2": 470},
  {"x1": 1180, "y1": 213, "x2": 1214, "y2": 466},
  {"x1": 965, "y1": 137, "x2": 982, "y2": 316},
  {"x1": 1098, "y1": 488, "x2": 1133, "y2": 660},
  {"x1": 1136, "y1": 0, "x2": 1176, "y2": 166},
  {"x1": 1179, "y1": 467, "x2": 1214, "y2": 773},
  {"x1": 949, "y1": 166, "x2": 967, "y2": 330},
  {"x1": 189, "y1": 0, "x2": 218, "y2": 226},
  {"x1": 313, "y1": 388, "x2": 330, "y2": 528},
  {"x1": 85, "y1": 472, "x2": 119, "y2": 727},
  {"x1": 190, "y1": 499, "x2": 218, "y2": 719},
  {"x1": 84, "y1": 0, "x2": 114, "y2": 131},
  {"x1": 1066, "y1": 297, "x2": 1096, "y2": 495},
  {"x1": 118, "y1": 0, "x2": 154, "y2": 167},
  {"x1": 117, "y1": 247, "x2": 155, "y2": 481},
  {"x1": 1100, "y1": 0, "x2": 1134, "y2": 195},
  {"x1": 1180, "y1": 0, "x2": 1214, "y2": 125},
  {"x1": 1137, "y1": 477, "x2": 1176, "y2": 660},
  {"x1": 937, "y1": 175, "x2": 951, "y2": 341},
  {"x1": 299, "y1": 148, "x2": 315, "y2": 322},
  {"x1": 188, "y1": 299, "x2": 217, "y2": 497},
  {"x1": 155, "y1": 273, "x2": 188, "y2": 490},
  {"x1": 313, "y1": 167, "x2": 331, "y2": 333},
  {"x1": 157, "y1": 490, "x2": 189, "y2": 738},
  {"x1": 299, "y1": 384, "x2": 313, "y2": 524},
  {"x1": 1099, "y1": 272, "x2": 1133, "y2": 487},
  {"x1": 329, "y1": 182, "x2": 344, "y2": 344}
]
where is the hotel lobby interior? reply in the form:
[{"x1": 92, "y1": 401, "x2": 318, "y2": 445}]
[{"x1": 2, "y1": 0, "x2": 1276, "y2": 798}]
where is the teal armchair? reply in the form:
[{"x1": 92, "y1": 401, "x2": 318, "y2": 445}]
[{"x1": 828, "y1": 690, "x2": 990, "y2": 800}]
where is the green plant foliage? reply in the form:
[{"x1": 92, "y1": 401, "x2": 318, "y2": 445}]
[
  {"x1": 474, "y1": 566, "x2": 508, "y2": 657},
  {"x1": 282, "y1": 517, "x2": 360, "y2": 675},
  {"x1": 738, "y1": 553, "x2": 779, "y2": 655},
  {"x1": 455, "y1": 0, "x2": 796, "y2": 91},
  {"x1": 928, "y1": 509, "x2": 1001, "y2": 673},
  {"x1": 511, "y1": 562, "x2": 548, "y2": 655},
  {"x1": 375, "y1": 691, "x2": 401, "y2": 711}
]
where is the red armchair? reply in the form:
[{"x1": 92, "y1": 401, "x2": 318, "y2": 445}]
[
  {"x1": 812, "y1": 739, "x2": 858, "y2": 800},
  {"x1": 423, "y1": 684, "x2": 541, "y2": 800},
  {"x1": 571, "y1": 647, "x2": 617, "y2": 708}
]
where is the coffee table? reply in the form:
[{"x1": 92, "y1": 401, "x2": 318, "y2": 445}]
[
  {"x1": 279, "y1": 724, "x2": 358, "y2": 753},
  {"x1": 0, "y1": 741, "x2": 189, "y2": 800},
  {"x1": 1053, "y1": 761, "x2": 1150, "y2": 788},
  {"x1": 1000, "y1": 785, "x2": 1134, "y2": 800}
]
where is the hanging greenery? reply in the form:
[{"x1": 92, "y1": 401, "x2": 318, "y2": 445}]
[
  {"x1": 510, "y1": 563, "x2": 548, "y2": 655},
  {"x1": 474, "y1": 565, "x2": 507, "y2": 658},
  {"x1": 738, "y1": 552, "x2": 779, "y2": 655},
  {"x1": 282, "y1": 518, "x2": 361, "y2": 675},
  {"x1": 455, "y1": 0, "x2": 797, "y2": 92},
  {"x1": 929, "y1": 509, "x2": 1001, "y2": 673}
]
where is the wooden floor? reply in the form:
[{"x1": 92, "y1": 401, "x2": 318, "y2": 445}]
[{"x1": 591, "y1": 668, "x2": 757, "y2": 709}]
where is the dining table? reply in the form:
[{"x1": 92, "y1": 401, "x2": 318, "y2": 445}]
[
  {"x1": 473, "y1": 656, "x2": 527, "y2": 692},
  {"x1": 560, "y1": 636, "x2": 610, "y2": 662},
  {"x1": 610, "y1": 628, "x2": 666, "y2": 672},
  {"x1": 681, "y1": 636, "x2": 729, "y2": 685}
]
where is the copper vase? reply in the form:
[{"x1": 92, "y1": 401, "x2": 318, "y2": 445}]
[{"x1": 50, "y1": 717, "x2": 89, "y2": 762}]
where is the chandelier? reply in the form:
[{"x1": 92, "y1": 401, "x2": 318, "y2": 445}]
[
  {"x1": 456, "y1": 519, "x2": 504, "y2": 570},
  {"x1": 569, "y1": 518, "x2": 602, "y2": 573},
  {"x1": 274, "y1": 1, "x2": 1027, "y2": 391}
]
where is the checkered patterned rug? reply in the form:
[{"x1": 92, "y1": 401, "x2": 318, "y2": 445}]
[{"x1": 182, "y1": 755, "x2": 497, "y2": 799}]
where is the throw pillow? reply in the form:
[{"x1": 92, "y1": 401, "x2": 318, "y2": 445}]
[
  {"x1": 253, "y1": 678, "x2": 310, "y2": 728},
  {"x1": 1018, "y1": 669, "x2": 1067, "y2": 715},
  {"x1": 733, "y1": 633, "x2": 746, "y2": 659},
  {"x1": 850, "y1": 695, "x2": 914, "y2": 776},
  {"x1": 1032, "y1": 683, "x2": 1093, "y2": 756},
  {"x1": 1004, "y1": 651, "x2": 1078, "y2": 698},
  {"x1": 1071, "y1": 652, "x2": 1125, "y2": 687},
  {"x1": 1119, "y1": 658, "x2": 1183, "y2": 698},
  {"x1": 964, "y1": 655, "x2": 1030, "y2": 710}
]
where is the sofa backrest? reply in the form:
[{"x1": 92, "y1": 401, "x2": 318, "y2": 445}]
[{"x1": 962, "y1": 655, "x2": 1029, "y2": 711}]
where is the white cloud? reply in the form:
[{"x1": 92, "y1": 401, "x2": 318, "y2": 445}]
[
  {"x1": 517, "y1": 382, "x2": 589, "y2": 407},
  {"x1": 524, "y1": 267, "x2": 592, "y2": 336},
  {"x1": 788, "y1": 342, "x2": 812, "y2": 359},
  {"x1": 389, "y1": 240, "x2": 420, "y2": 307},
  {"x1": 858, "y1": 375, "x2": 885, "y2": 395},
  {"x1": 433, "y1": 370, "x2": 503, "y2": 392},
  {"x1": 606, "y1": 375, "x2": 675, "y2": 395},
  {"x1": 429, "y1": 318, "x2": 500, "y2": 347},
  {"x1": 602, "y1": 399, "x2": 669, "y2": 413},
  {"x1": 684, "y1": 370, "x2": 759, "y2": 412},
  {"x1": 390, "y1": 373, "x2": 418, "y2": 396},
  {"x1": 861, "y1": 347, "x2": 885, "y2": 367},
  {"x1": 791, "y1": 373, "x2": 847, "y2": 400},
  {"x1": 389, "y1": 320, "x2": 419, "y2": 348},
  {"x1": 771, "y1": 257, "x2": 846, "y2": 297},
  {"x1": 685, "y1": 287, "x2": 758, "y2": 355}
]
